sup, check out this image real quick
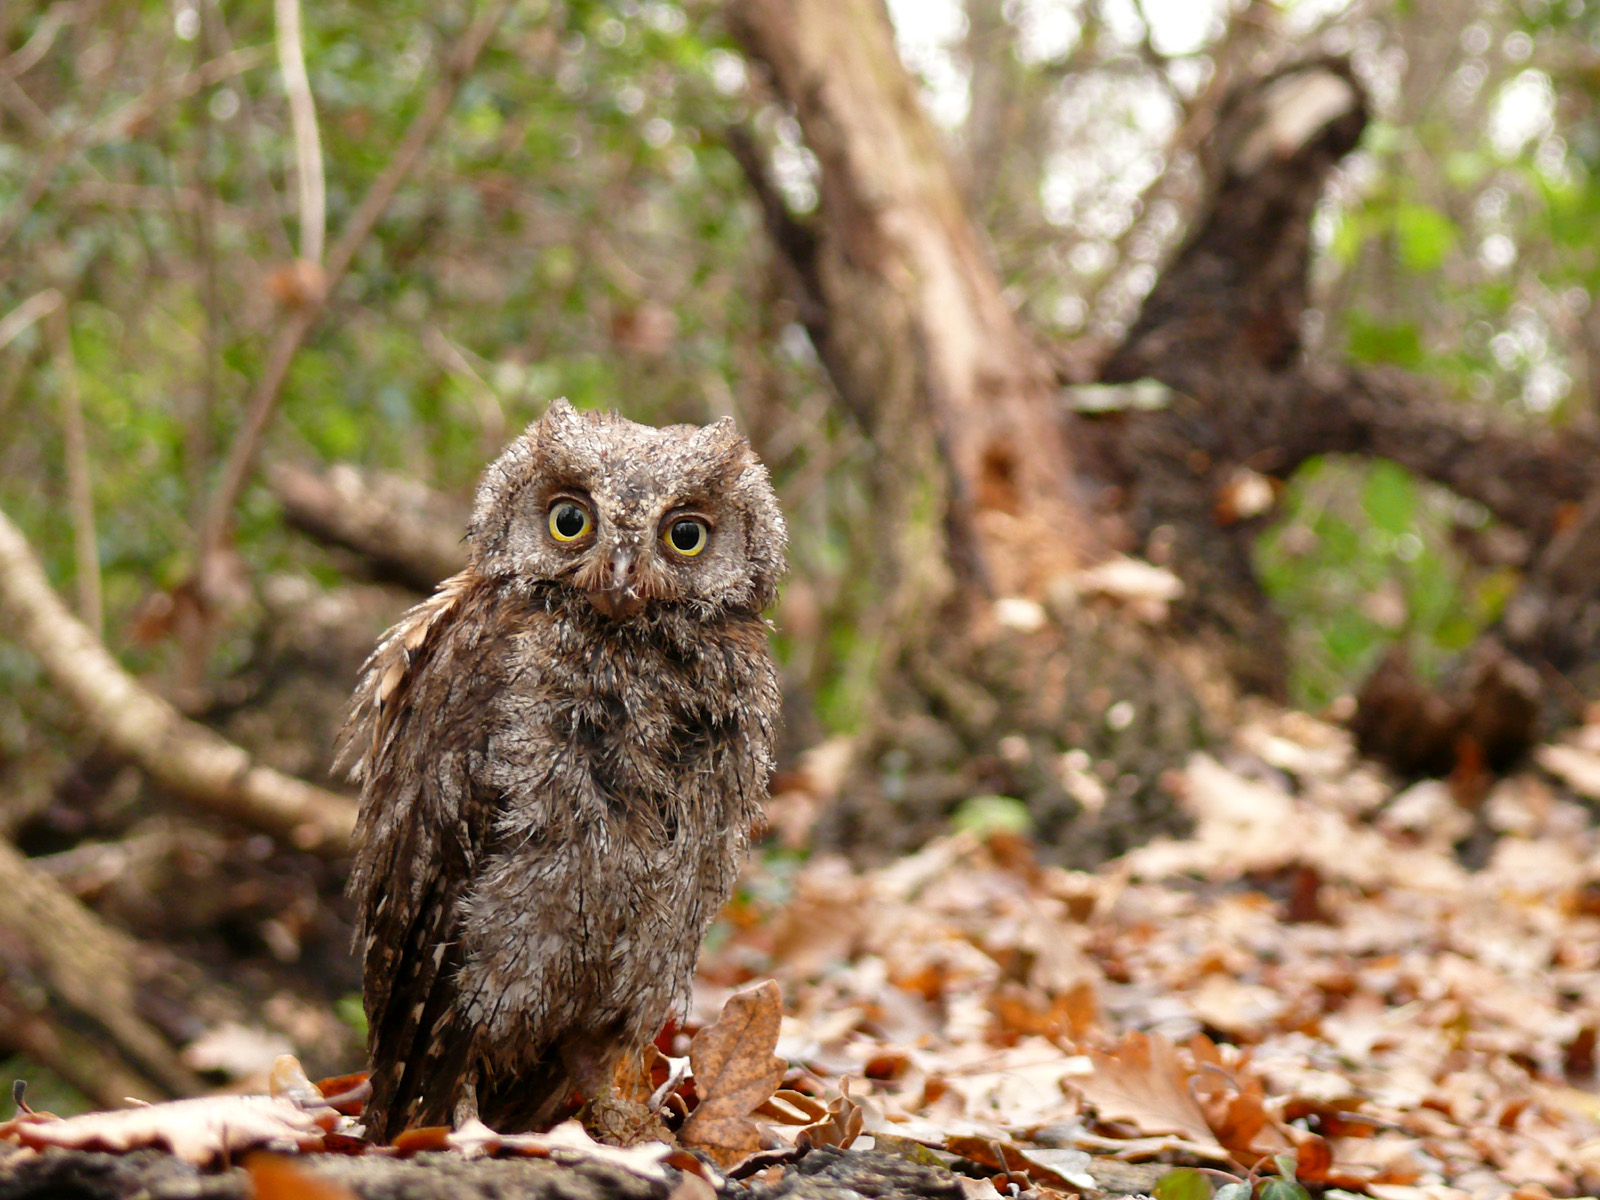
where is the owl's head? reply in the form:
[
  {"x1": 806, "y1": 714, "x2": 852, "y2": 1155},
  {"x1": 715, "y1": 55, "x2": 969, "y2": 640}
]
[{"x1": 467, "y1": 400, "x2": 787, "y2": 619}]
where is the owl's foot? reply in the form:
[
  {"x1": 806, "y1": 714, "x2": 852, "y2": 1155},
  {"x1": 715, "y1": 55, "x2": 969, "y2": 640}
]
[{"x1": 582, "y1": 1089, "x2": 672, "y2": 1148}]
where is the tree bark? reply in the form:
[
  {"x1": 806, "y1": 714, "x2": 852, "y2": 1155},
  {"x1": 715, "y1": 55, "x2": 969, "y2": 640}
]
[
  {"x1": 0, "y1": 836, "x2": 204, "y2": 1107},
  {"x1": 267, "y1": 461, "x2": 468, "y2": 594},
  {"x1": 729, "y1": 0, "x2": 1222, "y2": 865},
  {"x1": 729, "y1": 0, "x2": 1095, "y2": 604}
]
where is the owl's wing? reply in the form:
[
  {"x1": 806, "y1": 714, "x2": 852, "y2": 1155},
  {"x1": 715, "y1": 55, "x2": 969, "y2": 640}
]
[{"x1": 339, "y1": 571, "x2": 505, "y2": 1139}]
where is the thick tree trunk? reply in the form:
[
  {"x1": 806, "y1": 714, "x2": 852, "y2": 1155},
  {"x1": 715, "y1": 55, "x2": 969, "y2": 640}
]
[
  {"x1": 729, "y1": 0, "x2": 1223, "y2": 865},
  {"x1": 729, "y1": 0, "x2": 1093, "y2": 604}
]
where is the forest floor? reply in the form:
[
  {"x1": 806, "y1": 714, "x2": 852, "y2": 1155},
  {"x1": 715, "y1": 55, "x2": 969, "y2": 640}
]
[
  {"x1": 704, "y1": 704, "x2": 1600, "y2": 1199},
  {"x1": 5, "y1": 706, "x2": 1600, "y2": 1199}
]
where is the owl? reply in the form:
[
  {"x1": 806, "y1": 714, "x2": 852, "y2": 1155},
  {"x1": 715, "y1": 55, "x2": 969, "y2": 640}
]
[{"x1": 341, "y1": 399, "x2": 786, "y2": 1141}]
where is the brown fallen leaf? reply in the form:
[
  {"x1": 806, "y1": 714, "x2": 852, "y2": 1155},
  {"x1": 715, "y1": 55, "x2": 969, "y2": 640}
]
[
  {"x1": 1070, "y1": 1031, "x2": 1227, "y2": 1156},
  {"x1": 0, "y1": 1095, "x2": 327, "y2": 1165},
  {"x1": 678, "y1": 979, "x2": 788, "y2": 1166},
  {"x1": 613, "y1": 1042, "x2": 663, "y2": 1105},
  {"x1": 244, "y1": 1152, "x2": 359, "y2": 1200},
  {"x1": 797, "y1": 1078, "x2": 864, "y2": 1150}
]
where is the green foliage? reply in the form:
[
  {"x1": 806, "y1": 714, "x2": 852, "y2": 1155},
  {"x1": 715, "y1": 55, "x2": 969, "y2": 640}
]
[
  {"x1": 334, "y1": 992, "x2": 368, "y2": 1038},
  {"x1": 951, "y1": 794, "x2": 1034, "y2": 838},
  {"x1": 1153, "y1": 1167, "x2": 1213, "y2": 1200},
  {"x1": 1256, "y1": 1179, "x2": 1311, "y2": 1200},
  {"x1": 1256, "y1": 459, "x2": 1507, "y2": 710},
  {"x1": 0, "y1": 0, "x2": 847, "y2": 705}
]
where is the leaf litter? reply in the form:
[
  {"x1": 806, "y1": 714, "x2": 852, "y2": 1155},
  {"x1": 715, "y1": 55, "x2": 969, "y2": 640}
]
[{"x1": 8, "y1": 709, "x2": 1600, "y2": 1197}]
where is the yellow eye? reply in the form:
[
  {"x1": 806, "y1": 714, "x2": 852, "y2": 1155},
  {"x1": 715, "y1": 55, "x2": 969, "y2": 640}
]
[
  {"x1": 548, "y1": 501, "x2": 592, "y2": 542},
  {"x1": 664, "y1": 517, "x2": 709, "y2": 557}
]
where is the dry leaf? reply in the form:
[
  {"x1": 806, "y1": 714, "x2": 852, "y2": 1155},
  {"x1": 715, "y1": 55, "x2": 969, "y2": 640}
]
[
  {"x1": 613, "y1": 1043, "x2": 663, "y2": 1105},
  {"x1": 0, "y1": 1095, "x2": 326, "y2": 1165},
  {"x1": 244, "y1": 1153, "x2": 359, "y2": 1200},
  {"x1": 1071, "y1": 1031, "x2": 1226, "y2": 1155},
  {"x1": 678, "y1": 979, "x2": 788, "y2": 1166},
  {"x1": 449, "y1": 1117, "x2": 672, "y2": 1180},
  {"x1": 797, "y1": 1079, "x2": 864, "y2": 1150}
]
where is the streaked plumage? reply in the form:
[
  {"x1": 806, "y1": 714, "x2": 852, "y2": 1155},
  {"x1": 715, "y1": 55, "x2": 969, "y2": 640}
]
[{"x1": 341, "y1": 400, "x2": 785, "y2": 1141}]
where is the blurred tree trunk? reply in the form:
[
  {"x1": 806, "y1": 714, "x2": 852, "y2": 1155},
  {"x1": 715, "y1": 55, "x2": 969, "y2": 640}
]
[
  {"x1": 727, "y1": 0, "x2": 1600, "y2": 852},
  {"x1": 728, "y1": 0, "x2": 1221, "y2": 864},
  {"x1": 730, "y1": 0, "x2": 1091, "y2": 606}
]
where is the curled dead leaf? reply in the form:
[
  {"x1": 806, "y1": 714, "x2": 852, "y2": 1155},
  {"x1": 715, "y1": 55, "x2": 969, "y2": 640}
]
[{"x1": 678, "y1": 979, "x2": 788, "y2": 1167}]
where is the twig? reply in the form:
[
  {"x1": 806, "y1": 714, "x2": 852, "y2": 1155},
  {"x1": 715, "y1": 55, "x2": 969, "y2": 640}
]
[
  {"x1": 0, "y1": 1, "x2": 73, "y2": 78},
  {"x1": 274, "y1": 0, "x2": 324, "y2": 265},
  {"x1": 0, "y1": 505, "x2": 357, "y2": 853},
  {"x1": 195, "y1": 0, "x2": 513, "y2": 577},
  {"x1": 48, "y1": 302, "x2": 101, "y2": 637},
  {"x1": 0, "y1": 288, "x2": 63, "y2": 351}
]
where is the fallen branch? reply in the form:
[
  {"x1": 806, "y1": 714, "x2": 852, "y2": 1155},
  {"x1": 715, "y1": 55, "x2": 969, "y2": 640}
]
[
  {"x1": 0, "y1": 835, "x2": 203, "y2": 1105},
  {"x1": 267, "y1": 461, "x2": 467, "y2": 593},
  {"x1": 0, "y1": 506, "x2": 356, "y2": 853}
]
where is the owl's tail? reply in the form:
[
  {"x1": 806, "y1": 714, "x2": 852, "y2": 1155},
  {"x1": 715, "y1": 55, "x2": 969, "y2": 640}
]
[{"x1": 475, "y1": 1054, "x2": 584, "y2": 1133}]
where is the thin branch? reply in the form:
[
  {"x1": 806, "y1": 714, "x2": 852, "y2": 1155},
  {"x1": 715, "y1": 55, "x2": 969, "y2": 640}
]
[
  {"x1": 274, "y1": 0, "x2": 325, "y2": 265},
  {"x1": 0, "y1": 34, "x2": 264, "y2": 272},
  {"x1": 0, "y1": 505, "x2": 357, "y2": 854},
  {"x1": 196, "y1": 0, "x2": 513, "y2": 576},
  {"x1": 48, "y1": 303, "x2": 101, "y2": 637},
  {"x1": 0, "y1": 1, "x2": 74, "y2": 78},
  {"x1": 0, "y1": 288, "x2": 63, "y2": 351}
]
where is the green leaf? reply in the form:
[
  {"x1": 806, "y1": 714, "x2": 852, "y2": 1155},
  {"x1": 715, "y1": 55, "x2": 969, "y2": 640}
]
[
  {"x1": 335, "y1": 993, "x2": 368, "y2": 1037},
  {"x1": 1213, "y1": 1185, "x2": 1251, "y2": 1200},
  {"x1": 951, "y1": 794, "x2": 1034, "y2": 838},
  {"x1": 1258, "y1": 1178, "x2": 1311, "y2": 1200},
  {"x1": 1394, "y1": 201, "x2": 1459, "y2": 272},
  {"x1": 1153, "y1": 1167, "x2": 1213, "y2": 1200},
  {"x1": 1344, "y1": 310, "x2": 1425, "y2": 369},
  {"x1": 1361, "y1": 462, "x2": 1418, "y2": 536}
]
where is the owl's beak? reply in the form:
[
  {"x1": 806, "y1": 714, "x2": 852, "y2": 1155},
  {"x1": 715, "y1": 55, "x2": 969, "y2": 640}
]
[{"x1": 587, "y1": 547, "x2": 644, "y2": 620}]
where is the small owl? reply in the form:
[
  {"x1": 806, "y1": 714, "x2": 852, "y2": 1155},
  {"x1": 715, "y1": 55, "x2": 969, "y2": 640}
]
[{"x1": 342, "y1": 400, "x2": 785, "y2": 1141}]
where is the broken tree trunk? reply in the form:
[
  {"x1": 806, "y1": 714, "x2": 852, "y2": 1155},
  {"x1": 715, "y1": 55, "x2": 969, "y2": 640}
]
[
  {"x1": 1095, "y1": 55, "x2": 1600, "y2": 767},
  {"x1": 729, "y1": 0, "x2": 1224, "y2": 864}
]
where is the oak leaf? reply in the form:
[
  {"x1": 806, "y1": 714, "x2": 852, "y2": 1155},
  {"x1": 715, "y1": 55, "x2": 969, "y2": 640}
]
[
  {"x1": 678, "y1": 980, "x2": 787, "y2": 1166},
  {"x1": 1072, "y1": 1031, "x2": 1226, "y2": 1156}
]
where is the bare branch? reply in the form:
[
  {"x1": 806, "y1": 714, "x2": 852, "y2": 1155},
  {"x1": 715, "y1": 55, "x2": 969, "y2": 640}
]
[
  {"x1": 196, "y1": 0, "x2": 514, "y2": 579},
  {"x1": 0, "y1": 288, "x2": 63, "y2": 351},
  {"x1": 274, "y1": 0, "x2": 325, "y2": 265},
  {"x1": 267, "y1": 460, "x2": 468, "y2": 593},
  {"x1": 0, "y1": 506, "x2": 357, "y2": 853}
]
